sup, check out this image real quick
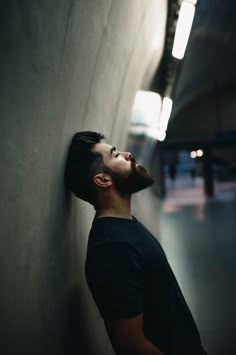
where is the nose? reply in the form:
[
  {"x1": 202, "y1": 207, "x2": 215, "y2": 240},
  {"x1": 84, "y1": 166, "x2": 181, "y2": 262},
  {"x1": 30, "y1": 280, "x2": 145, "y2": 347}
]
[{"x1": 124, "y1": 151, "x2": 132, "y2": 161}]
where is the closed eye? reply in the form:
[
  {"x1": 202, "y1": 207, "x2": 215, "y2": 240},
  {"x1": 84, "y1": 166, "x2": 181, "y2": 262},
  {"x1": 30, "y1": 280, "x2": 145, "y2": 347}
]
[{"x1": 115, "y1": 152, "x2": 120, "y2": 157}]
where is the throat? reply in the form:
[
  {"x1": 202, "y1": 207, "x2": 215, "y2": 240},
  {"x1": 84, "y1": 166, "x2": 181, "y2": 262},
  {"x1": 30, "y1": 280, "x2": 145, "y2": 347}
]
[
  {"x1": 95, "y1": 207, "x2": 132, "y2": 220},
  {"x1": 95, "y1": 193, "x2": 132, "y2": 219}
]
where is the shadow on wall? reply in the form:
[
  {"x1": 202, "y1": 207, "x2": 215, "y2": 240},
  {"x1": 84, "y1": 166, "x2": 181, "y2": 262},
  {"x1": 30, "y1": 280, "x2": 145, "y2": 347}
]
[
  {"x1": 67, "y1": 285, "x2": 94, "y2": 355},
  {"x1": 64, "y1": 191, "x2": 94, "y2": 355},
  {"x1": 63, "y1": 190, "x2": 114, "y2": 355}
]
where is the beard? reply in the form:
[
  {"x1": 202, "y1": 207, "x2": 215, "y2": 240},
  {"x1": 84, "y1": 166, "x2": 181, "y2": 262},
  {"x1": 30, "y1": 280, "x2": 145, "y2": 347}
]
[{"x1": 108, "y1": 158, "x2": 154, "y2": 195}]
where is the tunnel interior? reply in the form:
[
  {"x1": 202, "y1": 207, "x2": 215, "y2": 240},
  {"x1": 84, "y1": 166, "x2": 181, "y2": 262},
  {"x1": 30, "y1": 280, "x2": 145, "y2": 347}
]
[{"x1": 1, "y1": 1, "x2": 236, "y2": 355}]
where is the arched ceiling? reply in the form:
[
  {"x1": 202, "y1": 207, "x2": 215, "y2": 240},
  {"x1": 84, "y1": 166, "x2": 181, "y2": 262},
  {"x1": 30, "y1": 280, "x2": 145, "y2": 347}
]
[{"x1": 164, "y1": 0, "x2": 236, "y2": 145}]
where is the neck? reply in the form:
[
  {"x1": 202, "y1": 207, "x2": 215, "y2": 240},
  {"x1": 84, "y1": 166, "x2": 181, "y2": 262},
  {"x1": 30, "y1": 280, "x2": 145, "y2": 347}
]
[{"x1": 95, "y1": 193, "x2": 132, "y2": 220}]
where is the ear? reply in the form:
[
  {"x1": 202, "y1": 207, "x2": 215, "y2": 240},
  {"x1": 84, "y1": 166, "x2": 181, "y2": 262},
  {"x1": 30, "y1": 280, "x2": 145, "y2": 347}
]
[{"x1": 93, "y1": 173, "x2": 112, "y2": 188}]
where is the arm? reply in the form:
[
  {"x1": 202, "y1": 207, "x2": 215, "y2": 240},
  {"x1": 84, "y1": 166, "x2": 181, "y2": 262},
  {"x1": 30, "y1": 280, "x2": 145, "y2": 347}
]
[{"x1": 105, "y1": 314, "x2": 164, "y2": 355}]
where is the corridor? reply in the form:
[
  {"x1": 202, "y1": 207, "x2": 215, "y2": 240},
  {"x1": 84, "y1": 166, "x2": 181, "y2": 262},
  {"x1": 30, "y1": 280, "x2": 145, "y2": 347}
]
[
  {"x1": 160, "y1": 177, "x2": 236, "y2": 355},
  {"x1": 132, "y1": 176, "x2": 236, "y2": 355}
]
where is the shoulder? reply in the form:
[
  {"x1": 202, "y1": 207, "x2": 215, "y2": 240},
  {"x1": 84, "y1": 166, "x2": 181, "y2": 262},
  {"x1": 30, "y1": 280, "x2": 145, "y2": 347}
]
[
  {"x1": 87, "y1": 217, "x2": 164, "y2": 267},
  {"x1": 86, "y1": 241, "x2": 144, "y2": 274},
  {"x1": 88, "y1": 216, "x2": 150, "y2": 246},
  {"x1": 88, "y1": 217, "x2": 139, "y2": 247},
  {"x1": 87, "y1": 218, "x2": 147, "y2": 267}
]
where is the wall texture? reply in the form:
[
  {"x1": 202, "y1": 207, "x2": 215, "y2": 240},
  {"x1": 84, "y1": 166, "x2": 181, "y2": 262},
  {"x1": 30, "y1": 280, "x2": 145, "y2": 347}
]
[{"x1": 0, "y1": 1, "x2": 167, "y2": 354}]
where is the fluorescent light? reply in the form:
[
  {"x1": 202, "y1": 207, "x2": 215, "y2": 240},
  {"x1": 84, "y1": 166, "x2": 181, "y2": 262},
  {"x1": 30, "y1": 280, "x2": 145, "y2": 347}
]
[
  {"x1": 172, "y1": 1, "x2": 196, "y2": 60},
  {"x1": 152, "y1": 97, "x2": 173, "y2": 142},
  {"x1": 130, "y1": 92, "x2": 173, "y2": 142},
  {"x1": 130, "y1": 90, "x2": 162, "y2": 126},
  {"x1": 156, "y1": 130, "x2": 166, "y2": 141},
  {"x1": 159, "y1": 97, "x2": 173, "y2": 132},
  {"x1": 146, "y1": 127, "x2": 158, "y2": 139}
]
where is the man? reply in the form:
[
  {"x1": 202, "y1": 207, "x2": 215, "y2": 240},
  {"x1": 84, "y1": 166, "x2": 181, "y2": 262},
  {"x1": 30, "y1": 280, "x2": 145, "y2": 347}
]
[{"x1": 64, "y1": 131, "x2": 207, "y2": 355}]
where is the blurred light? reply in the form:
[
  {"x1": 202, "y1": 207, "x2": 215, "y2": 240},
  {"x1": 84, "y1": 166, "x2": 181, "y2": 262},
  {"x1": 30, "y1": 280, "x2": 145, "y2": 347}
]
[
  {"x1": 197, "y1": 149, "x2": 203, "y2": 157},
  {"x1": 159, "y1": 97, "x2": 173, "y2": 131},
  {"x1": 130, "y1": 90, "x2": 162, "y2": 126},
  {"x1": 172, "y1": 1, "x2": 196, "y2": 60},
  {"x1": 190, "y1": 151, "x2": 197, "y2": 158},
  {"x1": 129, "y1": 92, "x2": 173, "y2": 142},
  {"x1": 146, "y1": 127, "x2": 166, "y2": 142},
  {"x1": 156, "y1": 130, "x2": 166, "y2": 141},
  {"x1": 146, "y1": 127, "x2": 158, "y2": 140},
  {"x1": 155, "y1": 97, "x2": 173, "y2": 141}
]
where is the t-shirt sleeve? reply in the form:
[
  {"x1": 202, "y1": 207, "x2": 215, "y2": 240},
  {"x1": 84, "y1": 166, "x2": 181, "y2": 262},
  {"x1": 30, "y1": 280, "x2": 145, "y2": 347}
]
[{"x1": 85, "y1": 242, "x2": 144, "y2": 320}]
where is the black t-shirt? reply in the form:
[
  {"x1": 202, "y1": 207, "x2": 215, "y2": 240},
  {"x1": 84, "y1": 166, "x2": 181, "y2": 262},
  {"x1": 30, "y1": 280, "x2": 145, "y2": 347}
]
[{"x1": 85, "y1": 217, "x2": 207, "y2": 355}]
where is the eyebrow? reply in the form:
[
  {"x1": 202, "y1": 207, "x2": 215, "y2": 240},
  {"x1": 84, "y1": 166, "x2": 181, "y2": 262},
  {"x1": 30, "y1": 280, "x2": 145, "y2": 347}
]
[{"x1": 110, "y1": 146, "x2": 116, "y2": 155}]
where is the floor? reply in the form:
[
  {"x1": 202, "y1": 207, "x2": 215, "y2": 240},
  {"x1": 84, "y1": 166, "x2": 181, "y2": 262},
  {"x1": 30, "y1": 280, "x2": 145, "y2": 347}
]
[
  {"x1": 160, "y1": 176, "x2": 236, "y2": 355},
  {"x1": 132, "y1": 176, "x2": 236, "y2": 355}
]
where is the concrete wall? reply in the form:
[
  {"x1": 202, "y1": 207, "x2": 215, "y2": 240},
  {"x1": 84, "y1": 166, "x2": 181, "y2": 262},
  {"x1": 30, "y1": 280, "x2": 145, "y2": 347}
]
[{"x1": 0, "y1": 1, "x2": 167, "y2": 354}]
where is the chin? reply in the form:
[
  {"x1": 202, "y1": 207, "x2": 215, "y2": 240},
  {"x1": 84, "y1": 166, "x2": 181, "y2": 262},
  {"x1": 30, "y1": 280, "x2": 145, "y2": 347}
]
[{"x1": 137, "y1": 165, "x2": 147, "y2": 173}]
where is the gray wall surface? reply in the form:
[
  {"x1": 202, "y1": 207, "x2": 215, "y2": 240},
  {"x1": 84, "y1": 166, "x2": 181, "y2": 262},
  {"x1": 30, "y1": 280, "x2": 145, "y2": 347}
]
[{"x1": 0, "y1": 1, "x2": 167, "y2": 354}]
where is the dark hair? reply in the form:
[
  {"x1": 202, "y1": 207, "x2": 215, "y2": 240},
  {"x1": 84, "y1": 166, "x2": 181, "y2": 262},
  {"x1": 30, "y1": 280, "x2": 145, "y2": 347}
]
[{"x1": 64, "y1": 131, "x2": 106, "y2": 205}]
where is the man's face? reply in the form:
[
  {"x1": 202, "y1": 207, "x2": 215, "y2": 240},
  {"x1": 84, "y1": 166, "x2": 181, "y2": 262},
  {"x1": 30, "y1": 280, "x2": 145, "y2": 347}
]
[{"x1": 91, "y1": 143, "x2": 154, "y2": 194}]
